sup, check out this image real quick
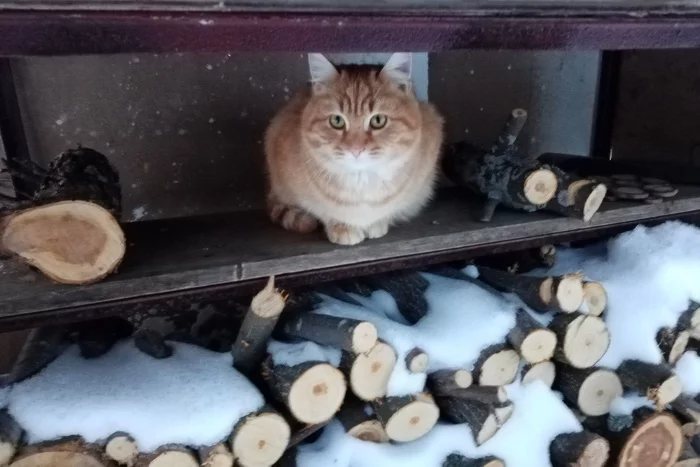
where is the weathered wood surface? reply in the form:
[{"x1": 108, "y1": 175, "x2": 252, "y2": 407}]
[{"x1": 2, "y1": 187, "x2": 700, "y2": 330}]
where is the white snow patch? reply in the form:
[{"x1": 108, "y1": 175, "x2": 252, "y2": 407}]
[
  {"x1": 297, "y1": 382, "x2": 580, "y2": 467},
  {"x1": 609, "y1": 395, "x2": 653, "y2": 416},
  {"x1": 131, "y1": 206, "x2": 148, "y2": 220},
  {"x1": 536, "y1": 222, "x2": 700, "y2": 368},
  {"x1": 462, "y1": 264, "x2": 479, "y2": 278},
  {"x1": 8, "y1": 342, "x2": 264, "y2": 451},
  {"x1": 0, "y1": 387, "x2": 8, "y2": 408},
  {"x1": 676, "y1": 351, "x2": 700, "y2": 395},
  {"x1": 267, "y1": 340, "x2": 341, "y2": 367},
  {"x1": 317, "y1": 273, "x2": 515, "y2": 396},
  {"x1": 199, "y1": 19, "x2": 214, "y2": 25}
]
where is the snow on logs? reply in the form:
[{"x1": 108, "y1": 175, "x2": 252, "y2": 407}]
[{"x1": 0, "y1": 148, "x2": 125, "y2": 285}]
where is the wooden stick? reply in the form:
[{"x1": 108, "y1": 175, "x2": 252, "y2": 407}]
[
  {"x1": 507, "y1": 309, "x2": 557, "y2": 363},
  {"x1": 231, "y1": 277, "x2": 286, "y2": 375},
  {"x1": 549, "y1": 313, "x2": 609, "y2": 368},
  {"x1": 405, "y1": 347, "x2": 429, "y2": 373},
  {"x1": 492, "y1": 108, "x2": 528, "y2": 154},
  {"x1": 0, "y1": 410, "x2": 22, "y2": 466},
  {"x1": 340, "y1": 342, "x2": 396, "y2": 401},
  {"x1": 373, "y1": 394, "x2": 440, "y2": 443},
  {"x1": 427, "y1": 369, "x2": 473, "y2": 396},
  {"x1": 521, "y1": 361, "x2": 556, "y2": 387},
  {"x1": 549, "y1": 430, "x2": 609, "y2": 467},
  {"x1": 442, "y1": 453, "x2": 505, "y2": 467},
  {"x1": 554, "y1": 366, "x2": 622, "y2": 416},
  {"x1": 280, "y1": 313, "x2": 377, "y2": 354},
  {"x1": 261, "y1": 358, "x2": 346, "y2": 424},
  {"x1": 617, "y1": 360, "x2": 682, "y2": 407},
  {"x1": 230, "y1": 408, "x2": 290, "y2": 467}
]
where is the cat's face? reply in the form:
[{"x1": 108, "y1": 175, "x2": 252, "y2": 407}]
[{"x1": 301, "y1": 53, "x2": 422, "y2": 173}]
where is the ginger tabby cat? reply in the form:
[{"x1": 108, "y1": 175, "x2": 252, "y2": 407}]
[{"x1": 264, "y1": 53, "x2": 444, "y2": 245}]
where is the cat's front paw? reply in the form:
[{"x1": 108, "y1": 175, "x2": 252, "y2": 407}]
[
  {"x1": 269, "y1": 203, "x2": 319, "y2": 233},
  {"x1": 325, "y1": 223, "x2": 366, "y2": 246},
  {"x1": 365, "y1": 221, "x2": 389, "y2": 239}
]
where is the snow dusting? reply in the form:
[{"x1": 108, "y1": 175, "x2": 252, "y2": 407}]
[
  {"x1": 676, "y1": 351, "x2": 700, "y2": 395},
  {"x1": 268, "y1": 340, "x2": 342, "y2": 367},
  {"x1": 7, "y1": 341, "x2": 264, "y2": 451}
]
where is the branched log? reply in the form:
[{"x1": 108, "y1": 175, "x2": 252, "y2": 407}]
[
  {"x1": 231, "y1": 277, "x2": 286, "y2": 375},
  {"x1": 617, "y1": 360, "x2": 682, "y2": 407},
  {"x1": 279, "y1": 313, "x2": 377, "y2": 354}
]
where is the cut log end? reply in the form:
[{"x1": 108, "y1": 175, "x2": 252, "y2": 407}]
[
  {"x1": 550, "y1": 431, "x2": 609, "y2": 467},
  {"x1": 232, "y1": 412, "x2": 290, "y2": 467},
  {"x1": 520, "y1": 329, "x2": 557, "y2": 364},
  {"x1": 1, "y1": 201, "x2": 125, "y2": 284},
  {"x1": 288, "y1": 364, "x2": 347, "y2": 424},
  {"x1": 555, "y1": 275, "x2": 585, "y2": 313},
  {"x1": 0, "y1": 443, "x2": 17, "y2": 466},
  {"x1": 477, "y1": 348, "x2": 520, "y2": 386},
  {"x1": 351, "y1": 322, "x2": 379, "y2": 354},
  {"x1": 557, "y1": 315, "x2": 609, "y2": 368},
  {"x1": 578, "y1": 369, "x2": 623, "y2": 416},
  {"x1": 581, "y1": 183, "x2": 607, "y2": 222},
  {"x1": 199, "y1": 444, "x2": 233, "y2": 467},
  {"x1": 10, "y1": 452, "x2": 108, "y2": 467},
  {"x1": 652, "y1": 375, "x2": 683, "y2": 407},
  {"x1": 147, "y1": 451, "x2": 198, "y2": 467},
  {"x1": 406, "y1": 348, "x2": 429, "y2": 374},
  {"x1": 582, "y1": 282, "x2": 607, "y2": 316},
  {"x1": 382, "y1": 397, "x2": 439, "y2": 443},
  {"x1": 522, "y1": 361, "x2": 556, "y2": 387},
  {"x1": 453, "y1": 370, "x2": 473, "y2": 389},
  {"x1": 250, "y1": 276, "x2": 286, "y2": 319},
  {"x1": 524, "y1": 169, "x2": 558, "y2": 205},
  {"x1": 105, "y1": 433, "x2": 138, "y2": 466},
  {"x1": 347, "y1": 342, "x2": 397, "y2": 401},
  {"x1": 347, "y1": 420, "x2": 390, "y2": 443},
  {"x1": 618, "y1": 412, "x2": 683, "y2": 467}
]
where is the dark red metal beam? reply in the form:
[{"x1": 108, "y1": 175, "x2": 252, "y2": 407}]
[{"x1": 1, "y1": 10, "x2": 700, "y2": 56}]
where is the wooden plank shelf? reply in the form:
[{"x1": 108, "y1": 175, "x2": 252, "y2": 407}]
[
  {"x1": 2, "y1": 187, "x2": 700, "y2": 331},
  {"x1": 1, "y1": 7, "x2": 700, "y2": 56}
]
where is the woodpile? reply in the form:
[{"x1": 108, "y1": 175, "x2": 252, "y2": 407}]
[
  {"x1": 0, "y1": 148, "x2": 125, "y2": 285},
  {"x1": 6, "y1": 261, "x2": 700, "y2": 467}
]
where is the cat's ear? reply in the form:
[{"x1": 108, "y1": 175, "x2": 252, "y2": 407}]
[
  {"x1": 308, "y1": 53, "x2": 338, "y2": 91},
  {"x1": 381, "y1": 52, "x2": 412, "y2": 92}
]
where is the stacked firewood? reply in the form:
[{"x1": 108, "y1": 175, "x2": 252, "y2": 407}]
[{"x1": 4, "y1": 260, "x2": 700, "y2": 467}]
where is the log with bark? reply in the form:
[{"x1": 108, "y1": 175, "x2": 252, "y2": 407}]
[
  {"x1": 198, "y1": 443, "x2": 233, "y2": 467},
  {"x1": 71, "y1": 317, "x2": 134, "y2": 360},
  {"x1": 477, "y1": 267, "x2": 584, "y2": 314},
  {"x1": 230, "y1": 277, "x2": 287, "y2": 375},
  {"x1": 0, "y1": 148, "x2": 125, "y2": 284},
  {"x1": 617, "y1": 360, "x2": 682, "y2": 407},
  {"x1": 340, "y1": 341, "x2": 397, "y2": 401},
  {"x1": 405, "y1": 347, "x2": 429, "y2": 373},
  {"x1": 230, "y1": 408, "x2": 290, "y2": 467},
  {"x1": 9, "y1": 437, "x2": 113, "y2": 467},
  {"x1": 279, "y1": 313, "x2": 377, "y2": 355},
  {"x1": 261, "y1": 358, "x2": 346, "y2": 424},
  {"x1": 0, "y1": 411, "x2": 22, "y2": 466},
  {"x1": 472, "y1": 344, "x2": 520, "y2": 386},
  {"x1": 507, "y1": 309, "x2": 557, "y2": 363},
  {"x1": 521, "y1": 360, "x2": 556, "y2": 387},
  {"x1": 134, "y1": 445, "x2": 198, "y2": 467},
  {"x1": 438, "y1": 386, "x2": 508, "y2": 405},
  {"x1": 442, "y1": 108, "x2": 559, "y2": 222},
  {"x1": 103, "y1": 432, "x2": 138, "y2": 467},
  {"x1": 436, "y1": 397, "x2": 514, "y2": 446},
  {"x1": 546, "y1": 166, "x2": 607, "y2": 222},
  {"x1": 554, "y1": 366, "x2": 623, "y2": 416},
  {"x1": 587, "y1": 408, "x2": 684, "y2": 467},
  {"x1": 336, "y1": 397, "x2": 389, "y2": 443},
  {"x1": 442, "y1": 453, "x2": 505, "y2": 467},
  {"x1": 372, "y1": 394, "x2": 440, "y2": 442},
  {"x1": 427, "y1": 369, "x2": 473, "y2": 396},
  {"x1": 671, "y1": 395, "x2": 700, "y2": 425},
  {"x1": 656, "y1": 327, "x2": 690, "y2": 365},
  {"x1": 549, "y1": 313, "x2": 610, "y2": 368},
  {"x1": 549, "y1": 430, "x2": 609, "y2": 467},
  {"x1": 362, "y1": 272, "x2": 430, "y2": 325},
  {"x1": 582, "y1": 281, "x2": 607, "y2": 316}
]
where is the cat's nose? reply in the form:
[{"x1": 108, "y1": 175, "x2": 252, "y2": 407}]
[{"x1": 350, "y1": 147, "x2": 365, "y2": 158}]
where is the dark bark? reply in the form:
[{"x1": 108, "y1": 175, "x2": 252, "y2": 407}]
[
  {"x1": 656, "y1": 327, "x2": 689, "y2": 365},
  {"x1": 617, "y1": 360, "x2": 681, "y2": 406},
  {"x1": 363, "y1": 272, "x2": 430, "y2": 324},
  {"x1": 546, "y1": 166, "x2": 606, "y2": 222},
  {"x1": 549, "y1": 430, "x2": 609, "y2": 467},
  {"x1": 427, "y1": 369, "x2": 473, "y2": 396},
  {"x1": 507, "y1": 308, "x2": 556, "y2": 363},
  {"x1": 279, "y1": 313, "x2": 376, "y2": 354},
  {"x1": 133, "y1": 329, "x2": 173, "y2": 359}
]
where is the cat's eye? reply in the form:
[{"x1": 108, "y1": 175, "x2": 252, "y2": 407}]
[
  {"x1": 370, "y1": 114, "x2": 388, "y2": 129},
  {"x1": 329, "y1": 115, "x2": 345, "y2": 129}
]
